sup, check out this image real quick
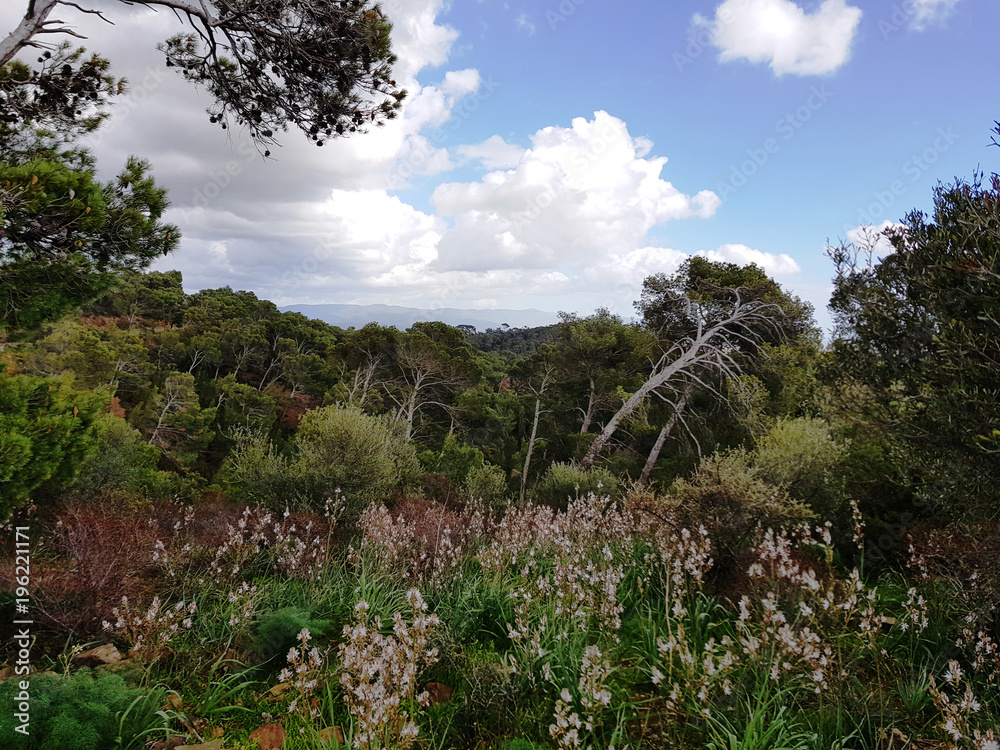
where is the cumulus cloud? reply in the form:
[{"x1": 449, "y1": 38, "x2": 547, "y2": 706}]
[
  {"x1": 694, "y1": 0, "x2": 863, "y2": 76},
  {"x1": 457, "y1": 136, "x2": 527, "y2": 169},
  {"x1": 432, "y1": 111, "x2": 720, "y2": 272},
  {"x1": 909, "y1": 0, "x2": 960, "y2": 30},
  {"x1": 698, "y1": 243, "x2": 801, "y2": 276}
]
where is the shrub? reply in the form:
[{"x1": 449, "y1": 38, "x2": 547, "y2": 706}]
[
  {"x1": 532, "y1": 462, "x2": 618, "y2": 509},
  {"x1": 294, "y1": 405, "x2": 420, "y2": 517},
  {"x1": 752, "y1": 417, "x2": 846, "y2": 516},
  {"x1": 464, "y1": 462, "x2": 510, "y2": 508},
  {"x1": 669, "y1": 449, "x2": 812, "y2": 566},
  {"x1": 0, "y1": 671, "x2": 168, "y2": 750},
  {"x1": 73, "y1": 414, "x2": 184, "y2": 500},
  {"x1": 254, "y1": 606, "x2": 331, "y2": 664}
]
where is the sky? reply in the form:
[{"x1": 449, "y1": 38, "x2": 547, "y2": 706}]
[{"x1": 3, "y1": 0, "x2": 998, "y2": 334}]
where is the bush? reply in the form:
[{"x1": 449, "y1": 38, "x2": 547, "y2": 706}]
[
  {"x1": 464, "y1": 462, "x2": 510, "y2": 508},
  {"x1": 532, "y1": 462, "x2": 619, "y2": 509},
  {"x1": 222, "y1": 405, "x2": 420, "y2": 518},
  {"x1": 669, "y1": 449, "x2": 812, "y2": 565},
  {"x1": 254, "y1": 606, "x2": 332, "y2": 664},
  {"x1": 294, "y1": 405, "x2": 420, "y2": 518},
  {"x1": 752, "y1": 417, "x2": 846, "y2": 515},
  {"x1": 74, "y1": 414, "x2": 184, "y2": 500},
  {"x1": 0, "y1": 671, "x2": 168, "y2": 750}
]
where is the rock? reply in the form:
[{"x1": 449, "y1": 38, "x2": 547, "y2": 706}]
[
  {"x1": 318, "y1": 726, "x2": 345, "y2": 746},
  {"x1": 423, "y1": 681, "x2": 453, "y2": 706},
  {"x1": 249, "y1": 722, "x2": 286, "y2": 749},
  {"x1": 177, "y1": 740, "x2": 225, "y2": 750},
  {"x1": 73, "y1": 644, "x2": 121, "y2": 668}
]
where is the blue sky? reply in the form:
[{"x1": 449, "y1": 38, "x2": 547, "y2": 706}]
[{"x1": 3, "y1": 0, "x2": 997, "y2": 333}]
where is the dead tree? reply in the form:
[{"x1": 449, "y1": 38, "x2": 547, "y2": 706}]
[{"x1": 580, "y1": 290, "x2": 782, "y2": 470}]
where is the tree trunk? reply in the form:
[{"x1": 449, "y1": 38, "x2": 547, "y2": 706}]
[
  {"x1": 638, "y1": 388, "x2": 691, "y2": 486},
  {"x1": 520, "y1": 394, "x2": 543, "y2": 504},
  {"x1": 0, "y1": 1, "x2": 57, "y2": 66},
  {"x1": 580, "y1": 377, "x2": 596, "y2": 433},
  {"x1": 580, "y1": 308, "x2": 757, "y2": 470}
]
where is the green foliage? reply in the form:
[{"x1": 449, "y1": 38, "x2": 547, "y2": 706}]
[
  {"x1": 420, "y1": 434, "x2": 486, "y2": 486},
  {"x1": 0, "y1": 133, "x2": 178, "y2": 335},
  {"x1": 225, "y1": 405, "x2": 420, "y2": 515},
  {"x1": 73, "y1": 414, "x2": 182, "y2": 500},
  {"x1": 254, "y1": 606, "x2": 332, "y2": 663},
  {"x1": 752, "y1": 417, "x2": 846, "y2": 515},
  {"x1": 464, "y1": 462, "x2": 510, "y2": 507},
  {"x1": 0, "y1": 671, "x2": 168, "y2": 750},
  {"x1": 295, "y1": 404, "x2": 420, "y2": 515},
  {"x1": 0, "y1": 372, "x2": 105, "y2": 518},
  {"x1": 669, "y1": 449, "x2": 812, "y2": 563},
  {"x1": 532, "y1": 461, "x2": 619, "y2": 508},
  {"x1": 829, "y1": 172, "x2": 1000, "y2": 516}
]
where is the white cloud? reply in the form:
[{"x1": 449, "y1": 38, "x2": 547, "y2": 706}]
[
  {"x1": 432, "y1": 111, "x2": 720, "y2": 272},
  {"x1": 909, "y1": 0, "x2": 960, "y2": 30},
  {"x1": 698, "y1": 243, "x2": 801, "y2": 276},
  {"x1": 694, "y1": 0, "x2": 863, "y2": 76},
  {"x1": 845, "y1": 221, "x2": 904, "y2": 258},
  {"x1": 457, "y1": 135, "x2": 526, "y2": 169}
]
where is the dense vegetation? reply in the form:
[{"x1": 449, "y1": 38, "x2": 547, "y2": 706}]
[
  {"x1": 0, "y1": 170, "x2": 998, "y2": 749},
  {"x1": 1, "y1": 11, "x2": 999, "y2": 745}
]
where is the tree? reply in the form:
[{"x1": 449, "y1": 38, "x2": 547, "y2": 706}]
[
  {"x1": 1, "y1": 0, "x2": 406, "y2": 149},
  {"x1": 0, "y1": 133, "x2": 178, "y2": 334},
  {"x1": 580, "y1": 259, "x2": 803, "y2": 471},
  {"x1": 0, "y1": 372, "x2": 106, "y2": 517},
  {"x1": 828, "y1": 172, "x2": 1000, "y2": 514},
  {"x1": 552, "y1": 309, "x2": 641, "y2": 434},
  {"x1": 511, "y1": 348, "x2": 556, "y2": 503}
]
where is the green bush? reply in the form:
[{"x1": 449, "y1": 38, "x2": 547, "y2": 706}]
[
  {"x1": 254, "y1": 606, "x2": 332, "y2": 664},
  {"x1": 293, "y1": 404, "x2": 420, "y2": 517},
  {"x1": 0, "y1": 671, "x2": 168, "y2": 750},
  {"x1": 669, "y1": 449, "x2": 813, "y2": 564},
  {"x1": 532, "y1": 461, "x2": 619, "y2": 509},
  {"x1": 73, "y1": 414, "x2": 183, "y2": 500},
  {"x1": 0, "y1": 372, "x2": 106, "y2": 518},
  {"x1": 464, "y1": 462, "x2": 510, "y2": 508},
  {"x1": 752, "y1": 417, "x2": 846, "y2": 516},
  {"x1": 222, "y1": 405, "x2": 420, "y2": 517}
]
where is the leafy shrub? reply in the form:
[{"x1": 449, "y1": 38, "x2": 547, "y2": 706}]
[
  {"x1": 464, "y1": 462, "x2": 510, "y2": 508},
  {"x1": 0, "y1": 671, "x2": 168, "y2": 750},
  {"x1": 74, "y1": 414, "x2": 184, "y2": 500},
  {"x1": 669, "y1": 449, "x2": 812, "y2": 565},
  {"x1": 223, "y1": 405, "x2": 420, "y2": 517},
  {"x1": 294, "y1": 405, "x2": 420, "y2": 518},
  {"x1": 254, "y1": 606, "x2": 331, "y2": 663},
  {"x1": 752, "y1": 417, "x2": 846, "y2": 517},
  {"x1": 532, "y1": 461, "x2": 618, "y2": 509},
  {"x1": 0, "y1": 372, "x2": 105, "y2": 518},
  {"x1": 420, "y1": 434, "x2": 486, "y2": 486}
]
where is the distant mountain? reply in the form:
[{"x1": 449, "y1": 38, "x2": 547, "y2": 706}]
[{"x1": 279, "y1": 303, "x2": 558, "y2": 332}]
